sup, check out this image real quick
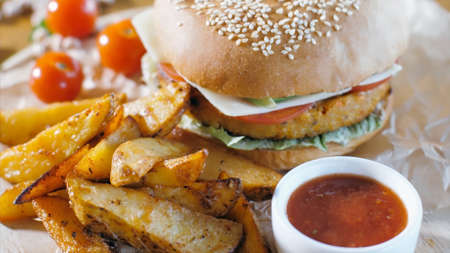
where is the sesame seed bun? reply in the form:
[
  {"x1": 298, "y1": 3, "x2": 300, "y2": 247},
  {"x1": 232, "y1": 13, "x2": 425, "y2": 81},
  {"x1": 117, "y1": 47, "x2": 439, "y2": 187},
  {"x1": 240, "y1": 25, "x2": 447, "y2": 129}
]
[
  {"x1": 232, "y1": 92, "x2": 394, "y2": 170},
  {"x1": 150, "y1": 0, "x2": 409, "y2": 98}
]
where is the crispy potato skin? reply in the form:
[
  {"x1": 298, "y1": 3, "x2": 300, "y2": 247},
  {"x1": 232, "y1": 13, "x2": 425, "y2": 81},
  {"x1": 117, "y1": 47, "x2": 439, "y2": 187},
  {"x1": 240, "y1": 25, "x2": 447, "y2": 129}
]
[
  {"x1": 14, "y1": 145, "x2": 90, "y2": 204},
  {"x1": 146, "y1": 178, "x2": 241, "y2": 217},
  {"x1": 124, "y1": 80, "x2": 190, "y2": 137},
  {"x1": 67, "y1": 177, "x2": 243, "y2": 253},
  {"x1": 167, "y1": 129, "x2": 282, "y2": 201},
  {"x1": 0, "y1": 94, "x2": 116, "y2": 183},
  {"x1": 32, "y1": 196, "x2": 112, "y2": 253},
  {"x1": 0, "y1": 98, "x2": 98, "y2": 146},
  {"x1": 143, "y1": 149, "x2": 207, "y2": 187},
  {"x1": 75, "y1": 116, "x2": 141, "y2": 180},
  {"x1": 190, "y1": 83, "x2": 390, "y2": 139},
  {"x1": 0, "y1": 181, "x2": 35, "y2": 221},
  {"x1": 227, "y1": 196, "x2": 269, "y2": 253},
  {"x1": 110, "y1": 138, "x2": 191, "y2": 186}
]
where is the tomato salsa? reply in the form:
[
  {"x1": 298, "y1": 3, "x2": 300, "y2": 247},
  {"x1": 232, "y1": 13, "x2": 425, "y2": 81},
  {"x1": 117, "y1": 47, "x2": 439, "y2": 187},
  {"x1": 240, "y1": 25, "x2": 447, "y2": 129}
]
[{"x1": 287, "y1": 174, "x2": 407, "y2": 247}]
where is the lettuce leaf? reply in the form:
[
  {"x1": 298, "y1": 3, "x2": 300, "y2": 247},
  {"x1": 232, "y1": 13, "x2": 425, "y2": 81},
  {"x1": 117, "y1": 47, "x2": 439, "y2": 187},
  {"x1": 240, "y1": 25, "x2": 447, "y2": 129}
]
[{"x1": 179, "y1": 112, "x2": 383, "y2": 152}]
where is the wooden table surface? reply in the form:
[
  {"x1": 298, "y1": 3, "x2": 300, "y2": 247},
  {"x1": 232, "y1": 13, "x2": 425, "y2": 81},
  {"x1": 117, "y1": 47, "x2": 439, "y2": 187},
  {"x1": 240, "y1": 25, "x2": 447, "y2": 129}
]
[{"x1": 0, "y1": 0, "x2": 449, "y2": 63}]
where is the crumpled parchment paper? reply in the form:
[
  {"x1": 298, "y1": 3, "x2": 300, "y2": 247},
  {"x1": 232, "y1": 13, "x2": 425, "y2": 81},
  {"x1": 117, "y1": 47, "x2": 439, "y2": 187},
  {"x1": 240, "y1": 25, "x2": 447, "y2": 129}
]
[{"x1": 0, "y1": 0, "x2": 449, "y2": 252}]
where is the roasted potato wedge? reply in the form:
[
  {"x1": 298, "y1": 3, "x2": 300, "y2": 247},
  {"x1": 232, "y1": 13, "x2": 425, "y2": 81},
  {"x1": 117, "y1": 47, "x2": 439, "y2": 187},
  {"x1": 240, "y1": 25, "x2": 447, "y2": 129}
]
[
  {"x1": 14, "y1": 145, "x2": 90, "y2": 204},
  {"x1": 0, "y1": 181, "x2": 35, "y2": 221},
  {"x1": 75, "y1": 116, "x2": 141, "y2": 180},
  {"x1": 0, "y1": 94, "x2": 117, "y2": 183},
  {"x1": 227, "y1": 196, "x2": 269, "y2": 253},
  {"x1": 32, "y1": 196, "x2": 112, "y2": 253},
  {"x1": 168, "y1": 129, "x2": 283, "y2": 200},
  {"x1": 124, "y1": 80, "x2": 190, "y2": 137},
  {"x1": 145, "y1": 178, "x2": 241, "y2": 217},
  {"x1": 0, "y1": 98, "x2": 98, "y2": 146},
  {"x1": 48, "y1": 189, "x2": 70, "y2": 200},
  {"x1": 102, "y1": 103, "x2": 125, "y2": 137},
  {"x1": 67, "y1": 177, "x2": 243, "y2": 253},
  {"x1": 143, "y1": 148, "x2": 207, "y2": 187},
  {"x1": 110, "y1": 137, "x2": 191, "y2": 186}
]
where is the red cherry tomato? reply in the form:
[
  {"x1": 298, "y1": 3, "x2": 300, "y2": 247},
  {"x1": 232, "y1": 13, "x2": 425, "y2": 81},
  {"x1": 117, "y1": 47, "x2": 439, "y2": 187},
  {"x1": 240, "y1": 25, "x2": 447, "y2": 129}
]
[
  {"x1": 351, "y1": 77, "x2": 391, "y2": 93},
  {"x1": 30, "y1": 52, "x2": 84, "y2": 103},
  {"x1": 46, "y1": 0, "x2": 97, "y2": 38},
  {"x1": 236, "y1": 103, "x2": 313, "y2": 124},
  {"x1": 97, "y1": 19, "x2": 146, "y2": 76}
]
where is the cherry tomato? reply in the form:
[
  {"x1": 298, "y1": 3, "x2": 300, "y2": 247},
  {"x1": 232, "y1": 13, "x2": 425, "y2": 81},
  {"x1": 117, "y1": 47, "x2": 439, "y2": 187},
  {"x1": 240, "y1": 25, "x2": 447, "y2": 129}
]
[
  {"x1": 97, "y1": 19, "x2": 146, "y2": 76},
  {"x1": 46, "y1": 0, "x2": 97, "y2": 38},
  {"x1": 159, "y1": 63, "x2": 186, "y2": 82},
  {"x1": 30, "y1": 52, "x2": 84, "y2": 103},
  {"x1": 351, "y1": 77, "x2": 391, "y2": 93},
  {"x1": 236, "y1": 103, "x2": 313, "y2": 124}
]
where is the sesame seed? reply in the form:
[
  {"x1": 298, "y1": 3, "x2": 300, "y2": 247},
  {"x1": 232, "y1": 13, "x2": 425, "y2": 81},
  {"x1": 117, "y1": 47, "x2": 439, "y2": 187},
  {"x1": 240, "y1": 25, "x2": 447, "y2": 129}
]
[
  {"x1": 178, "y1": 0, "x2": 361, "y2": 60},
  {"x1": 333, "y1": 14, "x2": 339, "y2": 21}
]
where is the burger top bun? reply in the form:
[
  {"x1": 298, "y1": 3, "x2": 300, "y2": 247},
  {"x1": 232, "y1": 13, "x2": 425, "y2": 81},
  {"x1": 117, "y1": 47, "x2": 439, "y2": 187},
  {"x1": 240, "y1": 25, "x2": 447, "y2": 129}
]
[{"x1": 150, "y1": 0, "x2": 409, "y2": 98}]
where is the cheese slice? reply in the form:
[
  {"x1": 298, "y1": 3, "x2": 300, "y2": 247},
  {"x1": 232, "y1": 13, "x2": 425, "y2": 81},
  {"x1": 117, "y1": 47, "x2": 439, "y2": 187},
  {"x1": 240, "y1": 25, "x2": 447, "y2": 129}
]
[
  {"x1": 133, "y1": 8, "x2": 402, "y2": 117},
  {"x1": 185, "y1": 77, "x2": 351, "y2": 117},
  {"x1": 360, "y1": 64, "x2": 402, "y2": 85},
  {"x1": 181, "y1": 65, "x2": 401, "y2": 117},
  {"x1": 132, "y1": 9, "x2": 159, "y2": 62}
]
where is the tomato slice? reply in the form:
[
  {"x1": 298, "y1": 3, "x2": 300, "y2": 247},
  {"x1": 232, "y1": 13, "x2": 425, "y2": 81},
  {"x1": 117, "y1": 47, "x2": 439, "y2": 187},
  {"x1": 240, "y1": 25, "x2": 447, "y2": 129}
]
[
  {"x1": 159, "y1": 63, "x2": 186, "y2": 82},
  {"x1": 236, "y1": 103, "x2": 313, "y2": 124},
  {"x1": 351, "y1": 77, "x2": 391, "y2": 93}
]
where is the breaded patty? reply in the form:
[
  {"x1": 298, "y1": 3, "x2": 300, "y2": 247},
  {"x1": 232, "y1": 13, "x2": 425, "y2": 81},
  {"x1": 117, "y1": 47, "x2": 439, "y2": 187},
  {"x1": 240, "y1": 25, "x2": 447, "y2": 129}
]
[{"x1": 190, "y1": 83, "x2": 391, "y2": 140}]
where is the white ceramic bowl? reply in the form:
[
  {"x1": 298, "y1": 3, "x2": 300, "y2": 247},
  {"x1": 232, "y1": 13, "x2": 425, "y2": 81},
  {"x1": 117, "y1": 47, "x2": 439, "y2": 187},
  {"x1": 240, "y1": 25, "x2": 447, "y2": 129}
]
[{"x1": 272, "y1": 156, "x2": 422, "y2": 253}]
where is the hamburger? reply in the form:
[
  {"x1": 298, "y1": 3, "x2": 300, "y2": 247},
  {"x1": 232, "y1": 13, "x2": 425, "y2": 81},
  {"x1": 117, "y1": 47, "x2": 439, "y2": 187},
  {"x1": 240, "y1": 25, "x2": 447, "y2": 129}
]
[{"x1": 133, "y1": 0, "x2": 409, "y2": 170}]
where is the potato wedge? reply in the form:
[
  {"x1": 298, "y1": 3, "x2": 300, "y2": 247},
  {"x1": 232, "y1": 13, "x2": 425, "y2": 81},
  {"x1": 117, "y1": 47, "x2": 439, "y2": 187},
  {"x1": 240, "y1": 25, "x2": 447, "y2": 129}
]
[
  {"x1": 110, "y1": 137, "x2": 191, "y2": 186},
  {"x1": 0, "y1": 181, "x2": 35, "y2": 221},
  {"x1": 143, "y1": 148, "x2": 207, "y2": 187},
  {"x1": 124, "y1": 80, "x2": 190, "y2": 137},
  {"x1": 14, "y1": 145, "x2": 90, "y2": 204},
  {"x1": 227, "y1": 196, "x2": 269, "y2": 253},
  {"x1": 75, "y1": 116, "x2": 141, "y2": 180},
  {"x1": 168, "y1": 129, "x2": 283, "y2": 200},
  {"x1": 145, "y1": 178, "x2": 241, "y2": 217},
  {"x1": 67, "y1": 177, "x2": 243, "y2": 253},
  {"x1": 0, "y1": 98, "x2": 98, "y2": 146},
  {"x1": 32, "y1": 196, "x2": 112, "y2": 253},
  {"x1": 48, "y1": 189, "x2": 70, "y2": 200},
  {"x1": 0, "y1": 94, "x2": 117, "y2": 183}
]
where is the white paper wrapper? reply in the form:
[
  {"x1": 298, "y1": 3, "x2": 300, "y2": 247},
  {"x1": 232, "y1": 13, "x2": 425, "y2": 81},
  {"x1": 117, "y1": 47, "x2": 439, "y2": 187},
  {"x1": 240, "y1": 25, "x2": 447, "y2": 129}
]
[{"x1": 1, "y1": 0, "x2": 449, "y2": 252}]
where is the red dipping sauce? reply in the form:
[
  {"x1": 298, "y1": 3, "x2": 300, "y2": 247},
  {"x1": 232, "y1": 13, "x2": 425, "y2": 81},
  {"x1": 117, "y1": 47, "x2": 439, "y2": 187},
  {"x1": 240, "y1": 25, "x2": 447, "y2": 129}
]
[{"x1": 287, "y1": 174, "x2": 407, "y2": 247}]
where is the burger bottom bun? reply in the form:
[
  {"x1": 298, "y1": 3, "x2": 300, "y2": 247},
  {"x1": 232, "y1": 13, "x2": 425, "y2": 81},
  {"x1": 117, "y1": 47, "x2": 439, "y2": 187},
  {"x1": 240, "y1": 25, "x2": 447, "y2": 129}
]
[{"x1": 234, "y1": 92, "x2": 394, "y2": 170}]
